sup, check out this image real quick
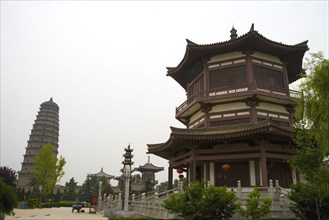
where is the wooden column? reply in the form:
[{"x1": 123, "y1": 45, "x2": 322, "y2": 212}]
[
  {"x1": 168, "y1": 165, "x2": 173, "y2": 190},
  {"x1": 260, "y1": 145, "x2": 268, "y2": 187},
  {"x1": 203, "y1": 59, "x2": 209, "y2": 92},
  {"x1": 246, "y1": 95, "x2": 259, "y2": 123},
  {"x1": 191, "y1": 160, "x2": 197, "y2": 182},
  {"x1": 205, "y1": 162, "x2": 210, "y2": 182},
  {"x1": 282, "y1": 60, "x2": 290, "y2": 90},
  {"x1": 245, "y1": 52, "x2": 254, "y2": 84}
]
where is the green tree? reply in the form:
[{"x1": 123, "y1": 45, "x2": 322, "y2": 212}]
[
  {"x1": 32, "y1": 143, "x2": 66, "y2": 196},
  {"x1": 158, "y1": 181, "x2": 168, "y2": 192},
  {"x1": 289, "y1": 52, "x2": 329, "y2": 220},
  {"x1": 99, "y1": 176, "x2": 114, "y2": 196},
  {"x1": 0, "y1": 178, "x2": 18, "y2": 220},
  {"x1": 238, "y1": 188, "x2": 272, "y2": 220},
  {"x1": 0, "y1": 166, "x2": 17, "y2": 188},
  {"x1": 295, "y1": 52, "x2": 329, "y2": 154},
  {"x1": 79, "y1": 176, "x2": 92, "y2": 202},
  {"x1": 131, "y1": 174, "x2": 141, "y2": 183},
  {"x1": 289, "y1": 183, "x2": 329, "y2": 220},
  {"x1": 62, "y1": 177, "x2": 78, "y2": 201},
  {"x1": 142, "y1": 177, "x2": 154, "y2": 194},
  {"x1": 163, "y1": 181, "x2": 238, "y2": 220}
]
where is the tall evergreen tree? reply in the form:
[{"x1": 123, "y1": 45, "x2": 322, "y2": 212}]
[{"x1": 62, "y1": 177, "x2": 78, "y2": 201}]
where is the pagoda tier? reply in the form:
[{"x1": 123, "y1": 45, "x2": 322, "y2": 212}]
[
  {"x1": 17, "y1": 98, "x2": 60, "y2": 191},
  {"x1": 148, "y1": 25, "x2": 308, "y2": 189}
]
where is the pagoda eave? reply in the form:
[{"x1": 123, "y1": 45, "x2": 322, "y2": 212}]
[{"x1": 148, "y1": 119, "x2": 295, "y2": 160}]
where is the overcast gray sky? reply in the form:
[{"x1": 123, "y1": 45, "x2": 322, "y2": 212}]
[{"x1": 1, "y1": 1, "x2": 328, "y2": 186}]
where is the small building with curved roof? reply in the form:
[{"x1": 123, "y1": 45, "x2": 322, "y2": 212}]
[{"x1": 133, "y1": 156, "x2": 164, "y2": 184}]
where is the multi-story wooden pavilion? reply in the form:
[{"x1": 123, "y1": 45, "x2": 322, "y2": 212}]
[{"x1": 148, "y1": 24, "x2": 308, "y2": 189}]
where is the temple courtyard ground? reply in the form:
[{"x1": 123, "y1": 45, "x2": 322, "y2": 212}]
[{"x1": 5, "y1": 207, "x2": 108, "y2": 220}]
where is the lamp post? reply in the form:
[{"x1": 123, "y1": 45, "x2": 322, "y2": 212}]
[
  {"x1": 98, "y1": 181, "x2": 102, "y2": 211},
  {"x1": 39, "y1": 185, "x2": 42, "y2": 208}
]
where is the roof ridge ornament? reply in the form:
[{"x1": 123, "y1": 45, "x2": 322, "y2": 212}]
[
  {"x1": 186, "y1": 39, "x2": 197, "y2": 45},
  {"x1": 250, "y1": 23, "x2": 254, "y2": 32}
]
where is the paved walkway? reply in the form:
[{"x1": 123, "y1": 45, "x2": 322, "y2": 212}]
[{"x1": 5, "y1": 207, "x2": 108, "y2": 220}]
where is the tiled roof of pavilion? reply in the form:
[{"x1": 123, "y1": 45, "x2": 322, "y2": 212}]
[
  {"x1": 147, "y1": 119, "x2": 295, "y2": 159},
  {"x1": 167, "y1": 24, "x2": 309, "y2": 89},
  {"x1": 90, "y1": 167, "x2": 115, "y2": 179},
  {"x1": 133, "y1": 156, "x2": 164, "y2": 173}
]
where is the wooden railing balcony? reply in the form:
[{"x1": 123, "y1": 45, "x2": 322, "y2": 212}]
[{"x1": 176, "y1": 83, "x2": 299, "y2": 116}]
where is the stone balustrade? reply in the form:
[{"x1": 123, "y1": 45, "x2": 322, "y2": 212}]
[{"x1": 103, "y1": 180, "x2": 295, "y2": 219}]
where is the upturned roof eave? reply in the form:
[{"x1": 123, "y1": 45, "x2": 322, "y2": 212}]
[{"x1": 147, "y1": 120, "x2": 295, "y2": 157}]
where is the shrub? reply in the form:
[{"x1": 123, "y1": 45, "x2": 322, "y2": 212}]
[
  {"x1": 163, "y1": 181, "x2": 238, "y2": 220},
  {"x1": 26, "y1": 199, "x2": 39, "y2": 208},
  {"x1": 238, "y1": 187, "x2": 272, "y2": 220},
  {"x1": 0, "y1": 179, "x2": 18, "y2": 219}
]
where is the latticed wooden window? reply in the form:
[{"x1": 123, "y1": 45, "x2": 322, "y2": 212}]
[
  {"x1": 253, "y1": 65, "x2": 284, "y2": 88},
  {"x1": 209, "y1": 65, "x2": 246, "y2": 89}
]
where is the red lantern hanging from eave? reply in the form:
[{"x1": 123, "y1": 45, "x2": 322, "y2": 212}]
[
  {"x1": 222, "y1": 164, "x2": 230, "y2": 171},
  {"x1": 176, "y1": 169, "x2": 184, "y2": 174}
]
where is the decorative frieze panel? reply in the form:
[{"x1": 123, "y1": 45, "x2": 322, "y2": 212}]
[
  {"x1": 251, "y1": 58, "x2": 283, "y2": 70},
  {"x1": 208, "y1": 51, "x2": 245, "y2": 64}
]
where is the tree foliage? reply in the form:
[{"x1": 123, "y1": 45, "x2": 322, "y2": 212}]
[
  {"x1": 163, "y1": 181, "x2": 238, "y2": 220},
  {"x1": 0, "y1": 166, "x2": 17, "y2": 188},
  {"x1": 295, "y1": 51, "x2": 329, "y2": 155},
  {"x1": 62, "y1": 177, "x2": 78, "y2": 201},
  {"x1": 238, "y1": 188, "x2": 272, "y2": 220},
  {"x1": 99, "y1": 176, "x2": 114, "y2": 197},
  {"x1": 289, "y1": 183, "x2": 329, "y2": 220},
  {"x1": 142, "y1": 177, "x2": 154, "y2": 194},
  {"x1": 289, "y1": 52, "x2": 329, "y2": 220},
  {"x1": 0, "y1": 178, "x2": 17, "y2": 219},
  {"x1": 131, "y1": 174, "x2": 141, "y2": 183},
  {"x1": 32, "y1": 143, "x2": 66, "y2": 195}
]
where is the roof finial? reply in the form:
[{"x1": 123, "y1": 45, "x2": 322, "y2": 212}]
[
  {"x1": 148, "y1": 155, "x2": 150, "y2": 164},
  {"x1": 250, "y1": 23, "x2": 254, "y2": 32},
  {"x1": 101, "y1": 167, "x2": 103, "y2": 172},
  {"x1": 230, "y1": 26, "x2": 237, "y2": 40},
  {"x1": 50, "y1": 97, "x2": 53, "y2": 102}
]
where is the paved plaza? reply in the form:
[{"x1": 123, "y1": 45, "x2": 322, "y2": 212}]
[{"x1": 5, "y1": 207, "x2": 108, "y2": 220}]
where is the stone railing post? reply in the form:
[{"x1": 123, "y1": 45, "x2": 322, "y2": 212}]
[
  {"x1": 132, "y1": 194, "x2": 135, "y2": 202},
  {"x1": 155, "y1": 192, "x2": 159, "y2": 202},
  {"x1": 117, "y1": 193, "x2": 122, "y2": 211},
  {"x1": 275, "y1": 179, "x2": 279, "y2": 188},
  {"x1": 141, "y1": 192, "x2": 146, "y2": 201},
  {"x1": 178, "y1": 180, "x2": 183, "y2": 191},
  {"x1": 269, "y1": 179, "x2": 274, "y2": 198},
  {"x1": 280, "y1": 194, "x2": 286, "y2": 217},
  {"x1": 237, "y1": 180, "x2": 242, "y2": 198}
]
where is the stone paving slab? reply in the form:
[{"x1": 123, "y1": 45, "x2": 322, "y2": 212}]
[{"x1": 5, "y1": 207, "x2": 108, "y2": 220}]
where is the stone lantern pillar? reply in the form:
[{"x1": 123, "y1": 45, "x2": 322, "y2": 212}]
[{"x1": 122, "y1": 144, "x2": 133, "y2": 212}]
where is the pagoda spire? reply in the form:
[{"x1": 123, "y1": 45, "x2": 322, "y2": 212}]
[{"x1": 230, "y1": 26, "x2": 238, "y2": 40}]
